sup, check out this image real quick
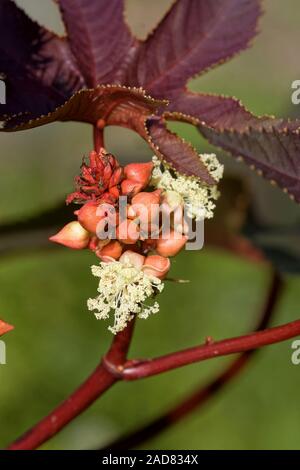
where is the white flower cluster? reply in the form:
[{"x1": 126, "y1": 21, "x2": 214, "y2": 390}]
[
  {"x1": 151, "y1": 154, "x2": 223, "y2": 220},
  {"x1": 87, "y1": 260, "x2": 164, "y2": 334}
]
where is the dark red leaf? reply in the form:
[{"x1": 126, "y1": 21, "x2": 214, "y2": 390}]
[
  {"x1": 2, "y1": 85, "x2": 165, "y2": 132},
  {"x1": 57, "y1": 0, "x2": 139, "y2": 87},
  {"x1": 145, "y1": 117, "x2": 215, "y2": 184},
  {"x1": 126, "y1": 0, "x2": 261, "y2": 99},
  {"x1": 170, "y1": 92, "x2": 300, "y2": 202},
  {"x1": 0, "y1": 0, "x2": 84, "y2": 120},
  {"x1": 0, "y1": 319, "x2": 14, "y2": 337}
]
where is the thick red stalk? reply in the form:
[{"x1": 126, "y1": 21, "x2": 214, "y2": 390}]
[
  {"x1": 122, "y1": 313, "x2": 300, "y2": 380},
  {"x1": 120, "y1": 274, "x2": 288, "y2": 380},
  {"x1": 93, "y1": 126, "x2": 104, "y2": 153},
  {"x1": 103, "y1": 271, "x2": 281, "y2": 449},
  {"x1": 7, "y1": 123, "x2": 111, "y2": 451},
  {"x1": 7, "y1": 310, "x2": 135, "y2": 450}
]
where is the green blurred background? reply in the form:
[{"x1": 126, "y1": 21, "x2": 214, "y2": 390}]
[{"x1": 0, "y1": 0, "x2": 300, "y2": 450}]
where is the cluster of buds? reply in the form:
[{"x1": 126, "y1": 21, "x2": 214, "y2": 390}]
[
  {"x1": 50, "y1": 149, "x2": 188, "y2": 272},
  {"x1": 50, "y1": 148, "x2": 222, "y2": 333}
]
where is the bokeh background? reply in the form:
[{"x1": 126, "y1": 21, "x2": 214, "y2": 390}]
[{"x1": 0, "y1": 0, "x2": 300, "y2": 450}]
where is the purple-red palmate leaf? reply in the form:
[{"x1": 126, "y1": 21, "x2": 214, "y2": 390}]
[
  {"x1": 0, "y1": 319, "x2": 14, "y2": 337},
  {"x1": 0, "y1": 0, "x2": 84, "y2": 120},
  {"x1": 1, "y1": 0, "x2": 300, "y2": 199},
  {"x1": 125, "y1": 0, "x2": 261, "y2": 99},
  {"x1": 3, "y1": 85, "x2": 164, "y2": 132},
  {"x1": 167, "y1": 92, "x2": 300, "y2": 202},
  {"x1": 56, "y1": 0, "x2": 138, "y2": 87},
  {"x1": 2, "y1": 82, "x2": 213, "y2": 182},
  {"x1": 145, "y1": 116, "x2": 215, "y2": 183}
]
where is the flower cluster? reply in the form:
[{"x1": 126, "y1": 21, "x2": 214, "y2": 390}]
[
  {"x1": 50, "y1": 148, "x2": 222, "y2": 333},
  {"x1": 66, "y1": 149, "x2": 123, "y2": 205},
  {"x1": 87, "y1": 252, "x2": 164, "y2": 334},
  {"x1": 151, "y1": 154, "x2": 223, "y2": 220}
]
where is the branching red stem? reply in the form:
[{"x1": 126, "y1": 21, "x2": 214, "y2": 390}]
[
  {"x1": 6, "y1": 263, "x2": 292, "y2": 451},
  {"x1": 7, "y1": 320, "x2": 135, "y2": 450},
  {"x1": 122, "y1": 316, "x2": 299, "y2": 380},
  {"x1": 103, "y1": 271, "x2": 282, "y2": 449},
  {"x1": 121, "y1": 275, "x2": 295, "y2": 380}
]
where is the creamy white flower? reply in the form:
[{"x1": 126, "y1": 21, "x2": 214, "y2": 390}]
[
  {"x1": 151, "y1": 154, "x2": 223, "y2": 220},
  {"x1": 87, "y1": 260, "x2": 164, "y2": 334}
]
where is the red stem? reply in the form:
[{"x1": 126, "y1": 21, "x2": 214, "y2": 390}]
[
  {"x1": 104, "y1": 271, "x2": 281, "y2": 449},
  {"x1": 121, "y1": 275, "x2": 296, "y2": 380},
  {"x1": 93, "y1": 126, "x2": 104, "y2": 152},
  {"x1": 123, "y1": 320, "x2": 299, "y2": 380},
  {"x1": 7, "y1": 320, "x2": 135, "y2": 450},
  {"x1": 108, "y1": 356, "x2": 259, "y2": 450}
]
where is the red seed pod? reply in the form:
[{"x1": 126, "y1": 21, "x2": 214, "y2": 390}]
[
  {"x1": 49, "y1": 221, "x2": 90, "y2": 250},
  {"x1": 116, "y1": 219, "x2": 140, "y2": 244},
  {"x1": 77, "y1": 201, "x2": 103, "y2": 234},
  {"x1": 97, "y1": 240, "x2": 123, "y2": 262},
  {"x1": 139, "y1": 222, "x2": 160, "y2": 241},
  {"x1": 143, "y1": 255, "x2": 170, "y2": 280},
  {"x1": 132, "y1": 189, "x2": 161, "y2": 208},
  {"x1": 121, "y1": 179, "x2": 143, "y2": 197},
  {"x1": 131, "y1": 190, "x2": 161, "y2": 226},
  {"x1": 0, "y1": 319, "x2": 14, "y2": 336},
  {"x1": 90, "y1": 237, "x2": 110, "y2": 253},
  {"x1": 124, "y1": 162, "x2": 153, "y2": 189},
  {"x1": 156, "y1": 230, "x2": 188, "y2": 257}
]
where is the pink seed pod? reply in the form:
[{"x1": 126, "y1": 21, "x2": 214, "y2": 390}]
[
  {"x1": 143, "y1": 255, "x2": 170, "y2": 280},
  {"x1": 139, "y1": 222, "x2": 160, "y2": 241},
  {"x1": 97, "y1": 240, "x2": 123, "y2": 262},
  {"x1": 119, "y1": 250, "x2": 145, "y2": 269},
  {"x1": 131, "y1": 189, "x2": 161, "y2": 225},
  {"x1": 121, "y1": 179, "x2": 143, "y2": 196},
  {"x1": 124, "y1": 162, "x2": 153, "y2": 189},
  {"x1": 78, "y1": 201, "x2": 118, "y2": 236},
  {"x1": 0, "y1": 319, "x2": 14, "y2": 336},
  {"x1": 132, "y1": 189, "x2": 161, "y2": 208},
  {"x1": 49, "y1": 221, "x2": 90, "y2": 250},
  {"x1": 116, "y1": 219, "x2": 140, "y2": 244},
  {"x1": 156, "y1": 230, "x2": 188, "y2": 257},
  {"x1": 77, "y1": 201, "x2": 103, "y2": 233},
  {"x1": 89, "y1": 237, "x2": 110, "y2": 253}
]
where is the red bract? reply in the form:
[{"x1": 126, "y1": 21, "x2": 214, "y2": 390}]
[
  {"x1": 0, "y1": 319, "x2": 14, "y2": 337},
  {"x1": 66, "y1": 149, "x2": 123, "y2": 205},
  {"x1": 1, "y1": 0, "x2": 300, "y2": 200}
]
